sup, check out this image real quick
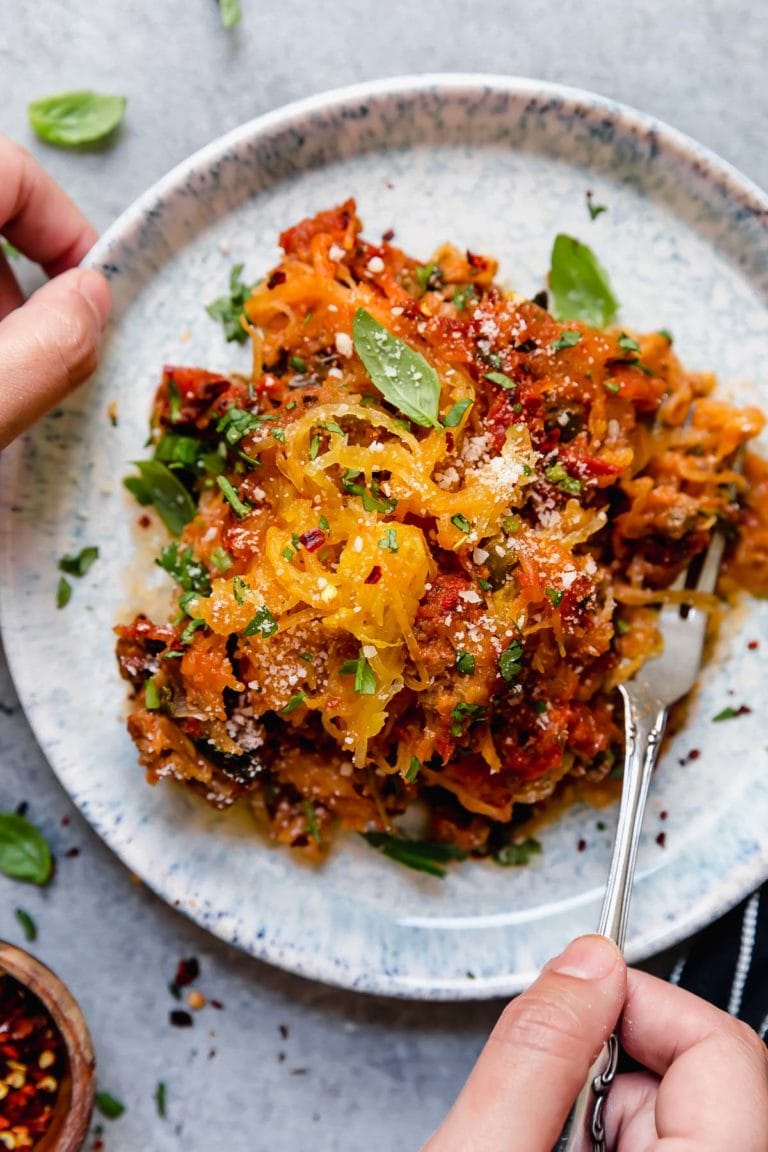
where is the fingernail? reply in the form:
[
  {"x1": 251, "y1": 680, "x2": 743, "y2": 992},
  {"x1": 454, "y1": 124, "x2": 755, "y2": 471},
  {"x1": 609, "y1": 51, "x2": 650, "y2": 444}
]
[
  {"x1": 548, "y1": 935, "x2": 621, "y2": 980},
  {"x1": 76, "y1": 268, "x2": 112, "y2": 329}
]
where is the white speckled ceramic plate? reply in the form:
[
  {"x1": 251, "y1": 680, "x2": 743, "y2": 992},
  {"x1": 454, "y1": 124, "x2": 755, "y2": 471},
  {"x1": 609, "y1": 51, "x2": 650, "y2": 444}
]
[{"x1": 2, "y1": 76, "x2": 768, "y2": 999}]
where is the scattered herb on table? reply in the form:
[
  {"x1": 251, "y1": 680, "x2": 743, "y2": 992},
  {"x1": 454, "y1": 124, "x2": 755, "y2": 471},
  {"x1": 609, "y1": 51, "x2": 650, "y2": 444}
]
[
  {"x1": 494, "y1": 838, "x2": 542, "y2": 867},
  {"x1": 28, "y1": 91, "x2": 126, "y2": 147},
  {"x1": 219, "y1": 0, "x2": 242, "y2": 27},
  {"x1": 0, "y1": 813, "x2": 52, "y2": 885},
  {"x1": 712, "y1": 704, "x2": 752, "y2": 721},
  {"x1": 586, "y1": 191, "x2": 607, "y2": 220},
  {"x1": 58, "y1": 545, "x2": 99, "y2": 578},
  {"x1": 95, "y1": 1091, "x2": 125, "y2": 1120},
  {"x1": 55, "y1": 576, "x2": 72, "y2": 610},
  {"x1": 15, "y1": 907, "x2": 37, "y2": 942},
  {"x1": 155, "y1": 1081, "x2": 167, "y2": 1119}
]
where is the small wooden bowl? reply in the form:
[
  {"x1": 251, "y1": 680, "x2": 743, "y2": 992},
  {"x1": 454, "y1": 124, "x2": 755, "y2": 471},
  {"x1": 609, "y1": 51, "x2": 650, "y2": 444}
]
[{"x1": 0, "y1": 942, "x2": 95, "y2": 1152}]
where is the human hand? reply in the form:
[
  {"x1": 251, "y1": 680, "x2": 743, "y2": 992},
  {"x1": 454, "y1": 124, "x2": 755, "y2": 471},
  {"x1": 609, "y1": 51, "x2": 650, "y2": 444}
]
[
  {"x1": 0, "y1": 136, "x2": 111, "y2": 450},
  {"x1": 424, "y1": 934, "x2": 768, "y2": 1151}
]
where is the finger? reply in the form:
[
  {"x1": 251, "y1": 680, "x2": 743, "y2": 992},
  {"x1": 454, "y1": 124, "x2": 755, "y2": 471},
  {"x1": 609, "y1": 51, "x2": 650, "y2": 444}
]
[
  {"x1": 423, "y1": 936, "x2": 626, "y2": 1152},
  {"x1": 0, "y1": 267, "x2": 111, "y2": 449},
  {"x1": 0, "y1": 251, "x2": 24, "y2": 319},
  {"x1": 604, "y1": 1070, "x2": 659, "y2": 1150},
  {"x1": 0, "y1": 136, "x2": 98, "y2": 275},
  {"x1": 617, "y1": 970, "x2": 768, "y2": 1150}
]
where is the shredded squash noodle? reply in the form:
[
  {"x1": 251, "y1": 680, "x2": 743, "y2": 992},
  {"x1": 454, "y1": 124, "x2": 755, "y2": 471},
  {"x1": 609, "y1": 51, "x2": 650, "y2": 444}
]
[{"x1": 116, "y1": 200, "x2": 768, "y2": 868}]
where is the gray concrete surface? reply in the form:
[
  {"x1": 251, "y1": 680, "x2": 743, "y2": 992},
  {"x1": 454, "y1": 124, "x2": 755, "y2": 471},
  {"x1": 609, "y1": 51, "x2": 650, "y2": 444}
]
[{"x1": 1, "y1": 2, "x2": 766, "y2": 1148}]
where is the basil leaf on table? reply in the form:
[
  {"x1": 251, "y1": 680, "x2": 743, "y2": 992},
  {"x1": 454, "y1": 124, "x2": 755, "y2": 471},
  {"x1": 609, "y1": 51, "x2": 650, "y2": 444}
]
[
  {"x1": 549, "y1": 234, "x2": 619, "y2": 328},
  {"x1": 360, "y1": 831, "x2": 467, "y2": 877},
  {"x1": 123, "y1": 461, "x2": 196, "y2": 536},
  {"x1": 28, "y1": 91, "x2": 126, "y2": 148},
  {"x1": 352, "y1": 309, "x2": 441, "y2": 429},
  {"x1": 0, "y1": 813, "x2": 53, "y2": 885}
]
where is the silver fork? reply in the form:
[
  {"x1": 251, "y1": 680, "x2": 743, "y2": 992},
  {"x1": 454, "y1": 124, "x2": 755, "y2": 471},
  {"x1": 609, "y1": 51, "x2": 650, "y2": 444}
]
[{"x1": 555, "y1": 531, "x2": 725, "y2": 1152}]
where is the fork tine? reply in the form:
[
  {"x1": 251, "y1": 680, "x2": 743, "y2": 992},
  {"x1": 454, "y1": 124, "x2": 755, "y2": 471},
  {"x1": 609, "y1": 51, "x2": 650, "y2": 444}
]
[{"x1": 694, "y1": 531, "x2": 726, "y2": 595}]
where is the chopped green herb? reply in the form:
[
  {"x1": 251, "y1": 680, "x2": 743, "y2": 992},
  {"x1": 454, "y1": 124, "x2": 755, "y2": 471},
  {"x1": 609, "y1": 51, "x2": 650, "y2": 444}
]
[
  {"x1": 484, "y1": 371, "x2": 517, "y2": 390},
  {"x1": 318, "y1": 515, "x2": 330, "y2": 533},
  {"x1": 502, "y1": 516, "x2": 521, "y2": 534},
  {"x1": 360, "y1": 831, "x2": 466, "y2": 877},
  {"x1": 167, "y1": 379, "x2": 183, "y2": 423},
  {"x1": 290, "y1": 355, "x2": 307, "y2": 373},
  {"x1": 285, "y1": 400, "x2": 297, "y2": 411},
  {"x1": 533, "y1": 699, "x2": 547, "y2": 713},
  {"x1": 309, "y1": 435, "x2": 321, "y2": 461},
  {"x1": 379, "y1": 528, "x2": 398, "y2": 552},
  {"x1": 281, "y1": 692, "x2": 306, "y2": 714},
  {"x1": 271, "y1": 428, "x2": 286, "y2": 444},
  {"x1": 58, "y1": 546, "x2": 99, "y2": 578},
  {"x1": 216, "y1": 406, "x2": 262, "y2": 446},
  {"x1": 586, "y1": 193, "x2": 607, "y2": 221},
  {"x1": 180, "y1": 617, "x2": 206, "y2": 645},
  {"x1": 545, "y1": 461, "x2": 582, "y2": 496},
  {"x1": 414, "y1": 262, "x2": 440, "y2": 291},
  {"x1": 339, "y1": 652, "x2": 377, "y2": 695},
  {"x1": 232, "y1": 575, "x2": 250, "y2": 605},
  {"x1": 618, "y1": 333, "x2": 641, "y2": 354},
  {"x1": 450, "y1": 701, "x2": 486, "y2": 738},
  {"x1": 210, "y1": 547, "x2": 232, "y2": 573},
  {"x1": 28, "y1": 91, "x2": 126, "y2": 147},
  {"x1": 124, "y1": 460, "x2": 197, "y2": 536},
  {"x1": 658, "y1": 328, "x2": 674, "y2": 344},
  {"x1": 56, "y1": 576, "x2": 72, "y2": 609},
  {"x1": 156, "y1": 544, "x2": 211, "y2": 595},
  {"x1": 596, "y1": 820, "x2": 607, "y2": 831},
  {"x1": 0, "y1": 815, "x2": 52, "y2": 886},
  {"x1": 206, "y1": 263, "x2": 255, "y2": 343},
  {"x1": 321, "y1": 421, "x2": 343, "y2": 435},
  {"x1": 712, "y1": 706, "x2": 740, "y2": 722},
  {"x1": 452, "y1": 284, "x2": 478, "y2": 311},
  {"x1": 144, "y1": 678, "x2": 161, "y2": 710},
  {"x1": 405, "y1": 756, "x2": 421, "y2": 783},
  {"x1": 154, "y1": 433, "x2": 202, "y2": 469},
  {"x1": 303, "y1": 799, "x2": 321, "y2": 845},
  {"x1": 443, "y1": 398, "x2": 473, "y2": 427},
  {"x1": 450, "y1": 513, "x2": 471, "y2": 534},
  {"x1": 243, "y1": 606, "x2": 279, "y2": 638},
  {"x1": 499, "y1": 641, "x2": 523, "y2": 683},
  {"x1": 155, "y1": 1081, "x2": 167, "y2": 1119},
  {"x1": 95, "y1": 1092, "x2": 125, "y2": 1121},
  {"x1": 604, "y1": 380, "x2": 620, "y2": 394},
  {"x1": 282, "y1": 546, "x2": 295, "y2": 562},
  {"x1": 545, "y1": 588, "x2": 563, "y2": 608},
  {"x1": 216, "y1": 475, "x2": 252, "y2": 518},
  {"x1": 15, "y1": 907, "x2": 37, "y2": 942},
  {"x1": 455, "y1": 651, "x2": 475, "y2": 675},
  {"x1": 353, "y1": 309, "x2": 441, "y2": 429},
  {"x1": 615, "y1": 618, "x2": 630, "y2": 635},
  {"x1": 549, "y1": 234, "x2": 619, "y2": 328},
  {"x1": 550, "y1": 331, "x2": 582, "y2": 352},
  {"x1": 494, "y1": 837, "x2": 542, "y2": 867},
  {"x1": 219, "y1": 0, "x2": 242, "y2": 26},
  {"x1": 477, "y1": 578, "x2": 492, "y2": 591}
]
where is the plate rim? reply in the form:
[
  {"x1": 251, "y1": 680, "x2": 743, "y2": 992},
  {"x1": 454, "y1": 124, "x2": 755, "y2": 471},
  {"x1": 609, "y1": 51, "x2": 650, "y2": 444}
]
[{"x1": 3, "y1": 73, "x2": 768, "y2": 999}]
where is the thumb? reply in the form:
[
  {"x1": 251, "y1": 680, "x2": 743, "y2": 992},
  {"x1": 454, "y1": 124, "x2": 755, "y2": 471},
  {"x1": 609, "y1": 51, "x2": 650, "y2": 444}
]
[
  {"x1": 0, "y1": 267, "x2": 111, "y2": 450},
  {"x1": 424, "y1": 936, "x2": 626, "y2": 1152}
]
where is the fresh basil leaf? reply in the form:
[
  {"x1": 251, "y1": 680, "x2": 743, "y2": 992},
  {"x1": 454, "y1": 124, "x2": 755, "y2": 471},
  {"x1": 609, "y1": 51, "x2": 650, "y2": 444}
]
[
  {"x1": 28, "y1": 91, "x2": 126, "y2": 147},
  {"x1": 0, "y1": 813, "x2": 52, "y2": 885},
  {"x1": 443, "y1": 398, "x2": 472, "y2": 427},
  {"x1": 58, "y1": 545, "x2": 99, "y2": 578},
  {"x1": 549, "y1": 234, "x2": 619, "y2": 328},
  {"x1": 124, "y1": 461, "x2": 196, "y2": 536},
  {"x1": 353, "y1": 309, "x2": 441, "y2": 429},
  {"x1": 455, "y1": 651, "x2": 475, "y2": 675},
  {"x1": 360, "y1": 831, "x2": 466, "y2": 877},
  {"x1": 219, "y1": 0, "x2": 242, "y2": 27},
  {"x1": 95, "y1": 1092, "x2": 125, "y2": 1120},
  {"x1": 494, "y1": 837, "x2": 542, "y2": 867}
]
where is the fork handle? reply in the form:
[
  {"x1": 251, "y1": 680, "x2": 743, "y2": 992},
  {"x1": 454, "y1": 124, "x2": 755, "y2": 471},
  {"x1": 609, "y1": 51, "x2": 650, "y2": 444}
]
[{"x1": 554, "y1": 686, "x2": 667, "y2": 1152}]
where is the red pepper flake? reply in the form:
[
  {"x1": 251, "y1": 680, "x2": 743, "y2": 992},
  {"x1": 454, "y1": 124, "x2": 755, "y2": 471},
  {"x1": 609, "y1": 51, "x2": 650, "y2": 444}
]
[
  {"x1": 267, "y1": 269, "x2": 287, "y2": 290},
  {"x1": 169, "y1": 1009, "x2": 194, "y2": 1028},
  {"x1": 138, "y1": 514, "x2": 151, "y2": 529},
  {"x1": 209, "y1": 999, "x2": 224, "y2": 1011},
  {"x1": 364, "y1": 566, "x2": 382, "y2": 585},
  {"x1": 748, "y1": 640, "x2": 760, "y2": 650},
  {"x1": 656, "y1": 831, "x2": 667, "y2": 848},
  {"x1": 173, "y1": 958, "x2": 200, "y2": 989},
  {"x1": 445, "y1": 430, "x2": 455, "y2": 453},
  {"x1": 60, "y1": 815, "x2": 70, "y2": 826},
  {"x1": 466, "y1": 250, "x2": 487, "y2": 270},
  {"x1": 659, "y1": 810, "x2": 668, "y2": 821},
  {"x1": 577, "y1": 838, "x2": 587, "y2": 853},
  {"x1": 0, "y1": 974, "x2": 66, "y2": 1141},
  {"x1": 381, "y1": 228, "x2": 395, "y2": 243},
  {"x1": 65, "y1": 847, "x2": 80, "y2": 858},
  {"x1": 298, "y1": 528, "x2": 326, "y2": 553}
]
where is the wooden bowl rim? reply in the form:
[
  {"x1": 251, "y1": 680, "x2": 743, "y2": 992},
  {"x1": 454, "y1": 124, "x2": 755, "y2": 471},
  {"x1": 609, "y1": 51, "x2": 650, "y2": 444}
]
[{"x1": 0, "y1": 941, "x2": 95, "y2": 1152}]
